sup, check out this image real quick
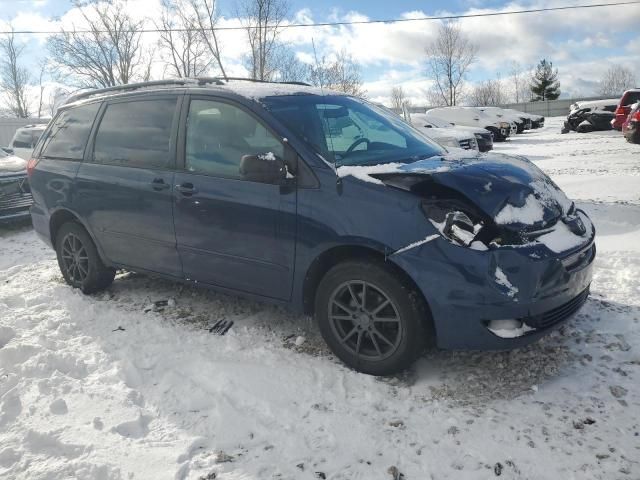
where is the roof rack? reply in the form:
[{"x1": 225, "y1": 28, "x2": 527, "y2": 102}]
[
  {"x1": 63, "y1": 77, "x2": 312, "y2": 106},
  {"x1": 199, "y1": 76, "x2": 311, "y2": 87}
]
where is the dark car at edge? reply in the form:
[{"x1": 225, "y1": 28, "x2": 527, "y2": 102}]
[
  {"x1": 28, "y1": 79, "x2": 596, "y2": 375},
  {"x1": 0, "y1": 151, "x2": 32, "y2": 223}
]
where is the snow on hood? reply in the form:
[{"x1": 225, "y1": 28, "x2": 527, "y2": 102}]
[
  {"x1": 0, "y1": 154, "x2": 27, "y2": 175},
  {"x1": 338, "y1": 151, "x2": 575, "y2": 233}
]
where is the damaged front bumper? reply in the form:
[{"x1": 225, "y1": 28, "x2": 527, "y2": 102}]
[{"x1": 391, "y1": 224, "x2": 595, "y2": 350}]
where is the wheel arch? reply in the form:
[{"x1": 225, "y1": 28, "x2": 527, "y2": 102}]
[
  {"x1": 49, "y1": 208, "x2": 110, "y2": 265},
  {"x1": 301, "y1": 244, "x2": 435, "y2": 340}
]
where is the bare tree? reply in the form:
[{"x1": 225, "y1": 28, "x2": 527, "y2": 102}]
[
  {"x1": 598, "y1": 64, "x2": 637, "y2": 97},
  {"x1": 156, "y1": 0, "x2": 209, "y2": 78},
  {"x1": 48, "y1": 0, "x2": 145, "y2": 88},
  {"x1": 48, "y1": 87, "x2": 72, "y2": 117},
  {"x1": 308, "y1": 50, "x2": 365, "y2": 97},
  {"x1": 508, "y1": 61, "x2": 531, "y2": 103},
  {"x1": 0, "y1": 29, "x2": 31, "y2": 118},
  {"x1": 37, "y1": 60, "x2": 48, "y2": 118},
  {"x1": 270, "y1": 46, "x2": 308, "y2": 83},
  {"x1": 390, "y1": 86, "x2": 407, "y2": 110},
  {"x1": 469, "y1": 78, "x2": 504, "y2": 106},
  {"x1": 237, "y1": 0, "x2": 289, "y2": 80},
  {"x1": 188, "y1": 0, "x2": 227, "y2": 78},
  {"x1": 424, "y1": 21, "x2": 477, "y2": 106}
]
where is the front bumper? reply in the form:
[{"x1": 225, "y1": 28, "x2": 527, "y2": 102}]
[
  {"x1": 392, "y1": 225, "x2": 595, "y2": 350},
  {"x1": 475, "y1": 133, "x2": 494, "y2": 152},
  {"x1": 0, "y1": 176, "x2": 32, "y2": 223}
]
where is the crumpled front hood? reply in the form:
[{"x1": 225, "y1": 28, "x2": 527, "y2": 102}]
[{"x1": 374, "y1": 151, "x2": 573, "y2": 230}]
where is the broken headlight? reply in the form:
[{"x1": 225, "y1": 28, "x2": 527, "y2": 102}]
[{"x1": 421, "y1": 200, "x2": 485, "y2": 248}]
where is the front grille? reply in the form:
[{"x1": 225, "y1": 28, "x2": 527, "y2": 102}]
[
  {"x1": 521, "y1": 288, "x2": 589, "y2": 329},
  {"x1": 0, "y1": 191, "x2": 32, "y2": 210},
  {"x1": 458, "y1": 138, "x2": 475, "y2": 150},
  {"x1": 0, "y1": 177, "x2": 32, "y2": 212}
]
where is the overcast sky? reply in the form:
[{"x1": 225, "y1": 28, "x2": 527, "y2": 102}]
[{"x1": 1, "y1": 0, "x2": 638, "y2": 105}]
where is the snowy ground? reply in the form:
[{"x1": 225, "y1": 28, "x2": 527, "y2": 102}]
[{"x1": 1, "y1": 117, "x2": 639, "y2": 480}]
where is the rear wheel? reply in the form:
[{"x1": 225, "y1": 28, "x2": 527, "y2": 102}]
[
  {"x1": 55, "y1": 222, "x2": 115, "y2": 294},
  {"x1": 314, "y1": 260, "x2": 429, "y2": 376}
]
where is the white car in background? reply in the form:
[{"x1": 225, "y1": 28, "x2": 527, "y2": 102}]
[
  {"x1": 477, "y1": 106, "x2": 528, "y2": 133},
  {"x1": 502, "y1": 108, "x2": 545, "y2": 129},
  {"x1": 6, "y1": 124, "x2": 47, "y2": 160},
  {"x1": 426, "y1": 107, "x2": 512, "y2": 141},
  {"x1": 410, "y1": 113, "x2": 494, "y2": 152}
]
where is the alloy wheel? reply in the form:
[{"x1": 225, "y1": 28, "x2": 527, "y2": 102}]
[
  {"x1": 60, "y1": 233, "x2": 89, "y2": 284},
  {"x1": 328, "y1": 280, "x2": 403, "y2": 361}
]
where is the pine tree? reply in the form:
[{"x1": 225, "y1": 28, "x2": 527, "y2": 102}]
[{"x1": 530, "y1": 59, "x2": 561, "y2": 101}]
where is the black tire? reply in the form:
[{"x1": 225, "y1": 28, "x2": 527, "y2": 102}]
[
  {"x1": 314, "y1": 260, "x2": 429, "y2": 376},
  {"x1": 55, "y1": 222, "x2": 115, "y2": 294}
]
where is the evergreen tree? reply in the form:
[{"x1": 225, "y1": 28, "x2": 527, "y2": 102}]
[{"x1": 530, "y1": 59, "x2": 560, "y2": 101}]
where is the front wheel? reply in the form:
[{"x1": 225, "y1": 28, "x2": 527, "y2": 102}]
[
  {"x1": 314, "y1": 260, "x2": 429, "y2": 376},
  {"x1": 55, "y1": 222, "x2": 115, "y2": 294}
]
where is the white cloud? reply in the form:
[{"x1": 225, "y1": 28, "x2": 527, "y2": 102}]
[{"x1": 1, "y1": 0, "x2": 636, "y2": 106}]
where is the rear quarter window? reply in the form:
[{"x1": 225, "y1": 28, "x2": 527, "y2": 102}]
[
  {"x1": 623, "y1": 92, "x2": 640, "y2": 106},
  {"x1": 11, "y1": 129, "x2": 33, "y2": 149},
  {"x1": 40, "y1": 103, "x2": 101, "y2": 160}
]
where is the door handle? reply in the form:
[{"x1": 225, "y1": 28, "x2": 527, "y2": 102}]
[
  {"x1": 151, "y1": 178, "x2": 170, "y2": 190},
  {"x1": 175, "y1": 183, "x2": 197, "y2": 196}
]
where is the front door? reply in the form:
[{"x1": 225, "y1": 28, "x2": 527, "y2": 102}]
[
  {"x1": 173, "y1": 97, "x2": 296, "y2": 300},
  {"x1": 75, "y1": 96, "x2": 182, "y2": 277}
]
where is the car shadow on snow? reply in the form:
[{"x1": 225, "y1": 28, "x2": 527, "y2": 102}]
[{"x1": 93, "y1": 269, "x2": 638, "y2": 406}]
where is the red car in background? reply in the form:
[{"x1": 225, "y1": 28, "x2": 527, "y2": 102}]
[
  {"x1": 623, "y1": 102, "x2": 640, "y2": 144},
  {"x1": 612, "y1": 88, "x2": 640, "y2": 130}
]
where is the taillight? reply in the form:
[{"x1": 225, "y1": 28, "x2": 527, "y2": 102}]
[
  {"x1": 27, "y1": 158, "x2": 38, "y2": 178},
  {"x1": 616, "y1": 105, "x2": 631, "y2": 116},
  {"x1": 633, "y1": 111, "x2": 640, "y2": 122}
]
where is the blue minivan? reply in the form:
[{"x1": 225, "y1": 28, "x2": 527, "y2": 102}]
[{"x1": 28, "y1": 79, "x2": 595, "y2": 375}]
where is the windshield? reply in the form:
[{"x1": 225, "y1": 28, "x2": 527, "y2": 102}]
[
  {"x1": 416, "y1": 114, "x2": 451, "y2": 129},
  {"x1": 262, "y1": 95, "x2": 444, "y2": 167}
]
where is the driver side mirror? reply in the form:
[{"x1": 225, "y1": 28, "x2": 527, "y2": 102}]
[{"x1": 239, "y1": 153, "x2": 288, "y2": 184}]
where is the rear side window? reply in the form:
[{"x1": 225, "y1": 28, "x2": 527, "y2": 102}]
[
  {"x1": 93, "y1": 98, "x2": 177, "y2": 169},
  {"x1": 41, "y1": 103, "x2": 101, "y2": 160},
  {"x1": 11, "y1": 129, "x2": 33, "y2": 148},
  {"x1": 622, "y1": 92, "x2": 640, "y2": 106}
]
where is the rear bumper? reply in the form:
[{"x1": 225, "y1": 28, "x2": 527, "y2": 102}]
[{"x1": 30, "y1": 202, "x2": 53, "y2": 247}]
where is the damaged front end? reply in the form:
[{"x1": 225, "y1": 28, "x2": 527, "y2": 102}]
[
  {"x1": 366, "y1": 153, "x2": 595, "y2": 347},
  {"x1": 373, "y1": 153, "x2": 592, "y2": 258}
]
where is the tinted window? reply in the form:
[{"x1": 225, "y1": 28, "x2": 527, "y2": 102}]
[
  {"x1": 11, "y1": 129, "x2": 33, "y2": 148},
  {"x1": 93, "y1": 98, "x2": 177, "y2": 169},
  {"x1": 41, "y1": 103, "x2": 101, "y2": 160},
  {"x1": 185, "y1": 99, "x2": 284, "y2": 178},
  {"x1": 263, "y1": 95, "x2": 443, "y2": 167},
  {"x1": 623, "y1": 92, "x2": 640, "y2": 106}
]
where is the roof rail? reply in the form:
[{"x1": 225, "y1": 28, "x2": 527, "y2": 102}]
[
  {"x1": 64, "y1": 79, "x2": 200, "y2": 105},
  {"x1": 196, "y1": 76, "x2": 311, "y2": 87},
  {"x1": 63, "y1": 77, "x2": 312, "y2": 105}
]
